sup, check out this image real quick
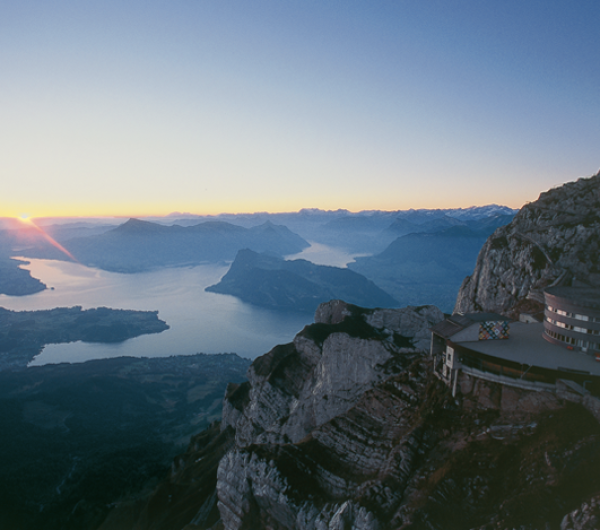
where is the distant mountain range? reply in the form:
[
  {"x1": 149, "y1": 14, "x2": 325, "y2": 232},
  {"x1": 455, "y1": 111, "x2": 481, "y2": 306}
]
[
  {"x1": 206, "y1": 249, "x2": 398, "y2": 313},
  {"x1": 1, "y1": 206, "x2": 516, "y2": 308},
  {"x1": 19, "y1": 219, "x2": 310, "y2": 273},
  {"x1": 349, "y1": 217, "x2": 515, "y2": 311},
  {"x1": 155, "y1": 205, "x2": 518, "y2": 254}
]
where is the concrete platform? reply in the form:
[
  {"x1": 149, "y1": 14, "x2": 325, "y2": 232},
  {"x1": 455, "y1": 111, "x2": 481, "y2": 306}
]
[{"x1": 455, "y1": 322, "x2": 600, "y2": 377}]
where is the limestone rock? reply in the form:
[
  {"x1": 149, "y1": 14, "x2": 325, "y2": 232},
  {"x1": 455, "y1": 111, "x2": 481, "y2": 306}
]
[
  {"x1": 314, "y1": 299, "x2": 354, "y2": 325},
  {"x1": 561, "y1": 495, "x2": 600, "y2": 530},
  {"x1": 455, "y1": 171, "x2": 600, "y2": 315},
  {"x1": 216, "y1": 302, "x2": 444, "y2": 529},
  {"x1": 222, "y1": 303, "x2": 443, "y2": 449},
  {"x1": 104, "y1": 301, "x2": 600, "y2": 530}
]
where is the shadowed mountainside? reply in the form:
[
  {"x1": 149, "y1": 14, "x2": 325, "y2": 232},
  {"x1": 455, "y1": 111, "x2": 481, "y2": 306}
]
[
  {"x1": 0, "y1": 353, "x2": 250, "y2": 530},
  {"x1": 102, "y1": 301, "x2": 600, "y2": 530},
  {"x1": 206, "y1": 249, "x2": 398, "y2": 312},
  {"x1": 349, "y1": 223, "x2": 511, "y2": 312},
  {"x1": 0, "y1": 257, "x2": 46, "y2": 296}
]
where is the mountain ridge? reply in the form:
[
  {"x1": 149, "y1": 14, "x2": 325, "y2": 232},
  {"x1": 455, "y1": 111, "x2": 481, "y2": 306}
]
[
  {"x1": 97, "y1": 172, "x2": 600, "y2": 529},
  {"x1": 20, "y1": 219, "x2": 310, "y2": 273},
  {"x1": 102, "y1": 299, "x2": 600, "y2": 530},
  {"x1": 455, "y1": 170, "x2": 600, "y2": 316},
  {"x1": 206, "y1": 249, "x2": 398, "y2": 313}
]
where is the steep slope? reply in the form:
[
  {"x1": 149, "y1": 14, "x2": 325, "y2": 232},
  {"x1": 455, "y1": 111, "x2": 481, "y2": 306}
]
[
  {"x1": 455, "y1": 171, "x2": 600, "y2": 315},
  {"x1": 105, "y1": 301, "x2": 600, "y2": 530},
  {"x1": 206, "y1": 249, "x2": 398, "y2": 312}
]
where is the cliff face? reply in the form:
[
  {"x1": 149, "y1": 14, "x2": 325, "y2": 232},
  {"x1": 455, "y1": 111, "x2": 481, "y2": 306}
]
[
  {"x1": 454, "y1": 171, "x2": 600, "y2": 315},
  {"x1": 216, "y1": 301, "x2": 445, "y2": 529},
  {"x1": 105, "y1": 300, "x2": 600, "y2": 530},
  {"x1": 215, "y1": 349, "x2": 600, "y2": 530},
  {"x1": 221, "y1": 302, "x2": 440, "y2": 445}
]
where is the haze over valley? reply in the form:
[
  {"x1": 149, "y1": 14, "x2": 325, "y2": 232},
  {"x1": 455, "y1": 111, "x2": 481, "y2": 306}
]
[{"x1": 2, "y1": 1, "x2": 599, "y2": 528}]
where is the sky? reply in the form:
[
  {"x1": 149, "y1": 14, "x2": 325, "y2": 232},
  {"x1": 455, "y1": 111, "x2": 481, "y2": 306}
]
[{"x1": 1, "y1": 1, "x2": 599, "y2": 218}]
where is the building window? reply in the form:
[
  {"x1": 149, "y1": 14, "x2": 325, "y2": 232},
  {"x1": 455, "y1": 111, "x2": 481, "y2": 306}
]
[{"x1": 546, "y1": 305, "x2": 596, "y2": 321}]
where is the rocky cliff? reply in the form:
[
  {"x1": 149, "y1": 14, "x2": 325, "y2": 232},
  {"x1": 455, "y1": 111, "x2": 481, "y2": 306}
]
[
  {"x1": 104, "y1": 300, "x2": 600, "y2": 530},
  {"x1": 454, "y1": 170, "x2": 600, "y2": 315}
]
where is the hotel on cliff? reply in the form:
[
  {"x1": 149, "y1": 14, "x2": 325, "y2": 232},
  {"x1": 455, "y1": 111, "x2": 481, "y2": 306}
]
[{"x1": 431, "y1": 286, "x2": 600, "y2": 397}]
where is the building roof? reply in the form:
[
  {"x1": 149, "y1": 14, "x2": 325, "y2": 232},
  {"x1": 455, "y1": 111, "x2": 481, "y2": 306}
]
[
  {"x1": 431, "y1": 318, "x2": 469, "y2": 339},
  {"x1": 453, "y1": 322, "x2": 600, "y2": 377},
  {"x1": 461, "y1": 312, "x2": 510, "y2": 322},
  {"x1": 545, "y1": 286, "x2": 600, "y2": 310},
  {"x1": 431, "y1": 312, "x2": 510, "y2": 339}
]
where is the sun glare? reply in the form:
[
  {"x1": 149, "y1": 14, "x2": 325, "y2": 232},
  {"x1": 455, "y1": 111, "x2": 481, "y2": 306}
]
[
  {"x1": 18, "y1": 214, "x2": 35, "y2": 226},
  {"x1": 14, "y1": 214, "x2": 79, "y2": 263}
]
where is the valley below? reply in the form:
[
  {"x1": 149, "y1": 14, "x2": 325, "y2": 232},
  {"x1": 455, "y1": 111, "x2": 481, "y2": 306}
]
[
  {"x1": 0, "y1": 353, "x2": 250, "y2": 530},
  {"x1": 1, "y1": 180, "x2": 598, "y2": 529}
]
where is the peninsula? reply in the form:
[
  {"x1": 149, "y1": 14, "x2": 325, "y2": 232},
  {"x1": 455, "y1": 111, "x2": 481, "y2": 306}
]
[{"x1": 0, "y1": 306, "x2": 169, "y2": 370}]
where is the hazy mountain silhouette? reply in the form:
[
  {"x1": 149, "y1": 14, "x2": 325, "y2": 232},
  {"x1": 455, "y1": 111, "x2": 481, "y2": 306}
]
[
  {"x1": 21, "y1": 219, "x2": 309, "y2": 272},
  {"x1": 206, "y1": 249, "x2": 398, "y2": 313},
  {"x1": 147, "y1": 206, "x2": 517, "y2": 254},
  {"x1": 349, "y1": 224, "x2": 505, "y2": 311}
]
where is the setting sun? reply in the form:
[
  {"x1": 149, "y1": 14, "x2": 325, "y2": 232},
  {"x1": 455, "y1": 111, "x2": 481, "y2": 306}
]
[
  {"x1": 13, "y1": 215, "x2": 79, "y2": 263},
  {"x1": 17, "y1": 214, "x2": 34, "y2": 225}
]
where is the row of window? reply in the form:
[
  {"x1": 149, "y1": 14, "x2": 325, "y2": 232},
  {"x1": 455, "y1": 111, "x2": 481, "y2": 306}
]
[
  {"x1": 547, "y1": 305, "x2": 600, "y2": 323},
  {"x1": 545, "y1": 329, "x2": 600, "y2": 352},
  {"x1": 546, "y1": 316, "x2": 600, "y2": 335}
]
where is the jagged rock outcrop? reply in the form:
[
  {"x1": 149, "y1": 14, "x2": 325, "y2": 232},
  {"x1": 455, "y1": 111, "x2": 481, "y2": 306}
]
[
  {"x1": 215, "y1": 301, "x2": 445, "y2": 529},
  {"x1": 104, "y1": 300, "x2": 600, "y2": 530},
  {"x1": 213, "y1": 303, "x2": 600, "y2": 530},
  {"x1": 455, "y1": 171, "x2": 600, "y2": 315},
  {"x1": 214, "y1": 302, "x2": 600, "y2": 530},
  {"x1": 561, "y1": 495, "x2": 600, "y2": 530},
  {"x1": 220, "y1": 301, "x2": 444, "y2": 449}
]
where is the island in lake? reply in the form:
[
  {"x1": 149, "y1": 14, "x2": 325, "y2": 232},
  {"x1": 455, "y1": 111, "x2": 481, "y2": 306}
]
[{"x1": 0, "y1": 305, "x2": 169, "y2": 370}]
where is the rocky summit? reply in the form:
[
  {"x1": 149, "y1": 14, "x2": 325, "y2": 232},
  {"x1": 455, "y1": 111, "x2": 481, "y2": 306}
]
[
  {"x1": 99, "y1": 172, "x2": 600, "y2": 530},
  {"x1": 104, "y1": 299, "x2": 600, "y2": 530},
  {"x1": 455, "y1": 170, "x2": 600, "y2": 316}
]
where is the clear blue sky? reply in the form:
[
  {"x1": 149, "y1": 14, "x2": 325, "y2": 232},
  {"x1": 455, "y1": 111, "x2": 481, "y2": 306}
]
[{"x1": 2, "y1": 1, "x2": 599, "y2": 217}]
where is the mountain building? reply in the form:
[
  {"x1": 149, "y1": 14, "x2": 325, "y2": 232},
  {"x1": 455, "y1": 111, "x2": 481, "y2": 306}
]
[
  {"x1": 431, "y1": 288, "x2": 600, "y2": 397},
  {"x1": 543, "y1": 286, "x2": 600, "y2": 354}
]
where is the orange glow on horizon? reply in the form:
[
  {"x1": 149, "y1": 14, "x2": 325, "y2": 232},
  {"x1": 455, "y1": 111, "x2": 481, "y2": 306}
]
[
  {"x1": 0, "y1": 194, "x2": 527, "y2": 220},
  {"x1": 16, "y1": 216, "x2": 79, "y2": 263}
]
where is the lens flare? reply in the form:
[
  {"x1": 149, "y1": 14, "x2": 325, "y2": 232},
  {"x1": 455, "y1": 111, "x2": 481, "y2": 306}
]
[{"x1": 16, "y1": 216, "x2": 79, "y2": 263}]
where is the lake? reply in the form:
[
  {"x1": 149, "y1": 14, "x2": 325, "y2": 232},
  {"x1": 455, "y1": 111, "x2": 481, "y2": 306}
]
[{"x1": 0, "y1": 244, "x2": 359, "y2": 366}]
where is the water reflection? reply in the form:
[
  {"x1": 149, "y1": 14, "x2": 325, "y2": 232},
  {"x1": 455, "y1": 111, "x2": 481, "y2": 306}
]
[
  {"x1": 284, "y1": 242, "x2": 366, "y2": 267},
  {"x1": 0, "y1": 258, "x2": 312, "y2": 365}
]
